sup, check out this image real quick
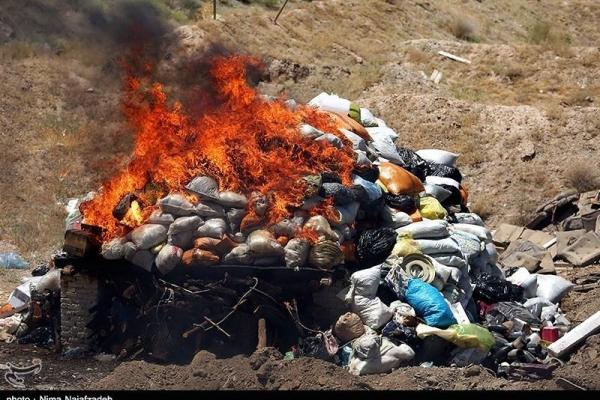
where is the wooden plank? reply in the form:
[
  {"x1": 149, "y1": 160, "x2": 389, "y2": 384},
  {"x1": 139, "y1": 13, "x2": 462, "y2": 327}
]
[
  {"x1": 257, "y1": 318, "x2": 267, "y2": 349},
  {"x1": 438, "y1": 50, "x2": 471, "y2": 64},
  {"x1": 548, "y1": 311, "x2": 600, "y2": 358}
]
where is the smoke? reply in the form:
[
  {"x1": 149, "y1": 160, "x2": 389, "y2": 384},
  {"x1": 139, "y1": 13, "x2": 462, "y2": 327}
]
[
  {"x1": 86, "y1": 0, "x2": 173, "y2": 74},
  {"x1": 171, "y1": 43, "x2": 269, "y2": 119}
]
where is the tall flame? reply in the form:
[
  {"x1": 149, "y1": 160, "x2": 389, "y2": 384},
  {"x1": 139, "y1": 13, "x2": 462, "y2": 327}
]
[{"x1": 81, "y1": 55, "x2": 357, "y2": 240}]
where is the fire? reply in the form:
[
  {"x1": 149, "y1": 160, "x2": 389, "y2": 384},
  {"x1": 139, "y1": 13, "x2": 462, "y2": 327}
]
[
  {"x1": 121, "y1": 200, "x2": 143, "y2": 228},
  {"x1": 81, "y1": 54, "x2": 357, "y2": 240}
]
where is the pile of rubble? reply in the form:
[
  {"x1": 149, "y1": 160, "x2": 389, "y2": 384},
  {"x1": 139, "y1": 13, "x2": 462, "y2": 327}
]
[{"x1": 1, "y1": 90, "x2": 600, "y2": 381}]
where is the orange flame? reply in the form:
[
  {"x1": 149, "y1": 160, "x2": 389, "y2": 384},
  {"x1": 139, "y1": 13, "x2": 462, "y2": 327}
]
[{"x1": 81, "y1": 55, "x2": 357, "y2": 240}]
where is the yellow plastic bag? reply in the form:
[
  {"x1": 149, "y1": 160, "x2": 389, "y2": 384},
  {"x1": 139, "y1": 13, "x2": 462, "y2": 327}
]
[
  {"x1": 418, "y1": 196, "x2": 447, "y2": 220},
  {"x1": 416, "y1": 323, "x2": 495, "y2": 351},
  {"x1": 391, "y1": 233, "x2": 421, "y2": 257}
]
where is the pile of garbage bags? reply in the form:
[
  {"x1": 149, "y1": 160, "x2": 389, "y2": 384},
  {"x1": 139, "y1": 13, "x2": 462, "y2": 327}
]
[
  {"x1": 52, "y1": 91, "x2": 586, "y2": 376},
  {"x1": 278, "y1": 93, "x2": 580, "y2": 376}
]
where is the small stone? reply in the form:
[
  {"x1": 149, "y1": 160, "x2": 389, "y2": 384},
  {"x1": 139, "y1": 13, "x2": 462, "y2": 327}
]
[{"x1": 519, "y1": 140, "x2": 536, "y2": 161}]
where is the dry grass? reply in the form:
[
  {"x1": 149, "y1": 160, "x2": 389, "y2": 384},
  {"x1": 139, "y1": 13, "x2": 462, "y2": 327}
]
[
  {"x1": 469, "y1": 197, "x2": 494, "y2": 220},
  {"x1": 564, "y1": 161, "x2": 600, "y2": 193},
  {"x1": 545, "y1": 103, "x2": 565, "y2": 121},
  {"x1": 509, "y1": 199, "x2": 538, "y2": 226},
  {"x1": 448, "y1": 15, "x2": 480, "y2": 42},
  {"x1": 527, "y1": 20, "x2": 572, "y2": 56}
]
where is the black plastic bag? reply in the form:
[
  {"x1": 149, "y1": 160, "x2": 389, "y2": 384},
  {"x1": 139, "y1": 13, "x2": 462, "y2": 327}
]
[
  {"x1": 428, "y1": 163, "x2": 463, "y2": 183},
  {"x1": 396, "y1": 148, "x2": 431, "y2": 181},
  {"x1": 353, "y1": 166, "x2": 379, "y2": 183},
  {"x1": 31, "y1": 264, "x2": 49, "y2": 277},
  {"x1": 356, "y1": 227, "x2": 397, "y2": 266},
  {"x1": 382, "y1": 320, "x2": 420, "y2": 348},
  {"x1": 319, "y1": 183, "x2": 356, "y2": 205},
  {"x1": 383, "y1": 193, "x2": 417, "y2": 213},
  {"x1": 473, "y1": 273, "x2": 524, "y2": 304},
  {"x1": 484, "y1": 301, "x2": 541, "y2": 326},
  {"x1": 17, "y1": 326, "x2": 54, "y2": 348},
  {"x1": 320, "y1": 172, "x2": 342, "y2": 184},
  {"x1": 439, "y1": 184, "x2": 463, "y2": 207}
]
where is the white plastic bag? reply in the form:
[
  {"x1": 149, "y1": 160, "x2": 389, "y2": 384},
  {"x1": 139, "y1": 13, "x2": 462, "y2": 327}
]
[
  {"x1": 425, "y1": 176, "x2": 460, "y2": 189},
  {"x1": 535, "y1": 274, "x2": 575, "y2": 303},
  {"x1": 416, "y1": 149, "x2": 459, "y2": 167},
  {"x1": 351, "y1": 296, "x2": 393, "y2": 330},
  {"x1": 308, "y1": 92, "x2": 351, "y2": 114}
]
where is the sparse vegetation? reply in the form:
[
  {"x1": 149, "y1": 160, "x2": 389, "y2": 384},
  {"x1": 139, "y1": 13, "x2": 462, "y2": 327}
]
[
  {"x1": 527, "y1": 20, "x2": 572, "y2": 55},
  {"x1": 470, "y1": 197, "x2": 494, "y2": 220},
  {"x1": 448, "y1": 15, "x2": 480, "y2": 42},
  {"x1": 545, "y1": 103, "x2": 565, "y2": 121},
  {"x1": 564, "y1": 161, "x2": 600, "y2": 193}
]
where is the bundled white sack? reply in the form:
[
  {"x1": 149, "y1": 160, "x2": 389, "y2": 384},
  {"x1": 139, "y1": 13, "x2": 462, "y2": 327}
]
[
  {"x1": 451, "y1": 223, "x2": 492, "y2": 242},
  {"x1": 381, "y1": 206, "x2": 412, "y2": 229},
  {"x1": 148, "y1": 210, "x2": 175, "y2": 226},
  {"x1": 340, "y1": 128, "x2": 367, "y2": 151},
  {"x1": 365, "y1": 131, "x2": 402, "y2": 163},
  {"x1": 247, "y1": 230, "x2": 284, "y2": 258},
  {"x1": 416, "y1": 149, "x2": 459, "y2": 167},
  {"x1": 130, "y1": 224, "x2": 167, "y2": 250},
  {"x1": 415, "y1": 237, "x2": 461, "y2": 255},
  {"x1": 366, "y1": 126, "x2": 399, "y2": 141},
  {"x1": 195, "y1": 201, "x2": 226, "y2": 218},
  {"x1": 345, "y1": 265, "x2": 392, "y2": 329},
  {"x1": 506, "y1": 268, "x2": 538, "y2": 298},
  {"x1": 155, "y1": 244, "x2": 183, "y2": 275},
  {"x1": 168, "y1": 216, "x2": 203, "y2": 236},
  {"x1": 196, "y1": 218, "x2": 228, "y2": 239},
  {"x1": 535, "y1": 274, "x2": 575, "y2": 303},
  {"x1": 101, "y1": 237, "x2": 127, "y2": 260},
  {"x1": 396, "y1": 220, "x2": 450, "y2": 239},
  {"x1": 158, "y1": 193, "x2": 196, "y2": 216},
  {"x1": 424, "y1": 183, "x2": 452, "y2": 202},
  {"x1": 349, "y1": 334, "x2": 415, "y2": 376},
  {"x1": 308, "y1": 92, "x2": 351, "y2": 114},
  {"x1": 126, "y1": 249, "x2": 155, "y2": 272},
  {"x1": 360, "y1": 108, "x2": 378, "y2": 127},
  {"x1": 454, "y1": 213, "x2": 485, "y2": 227},
  {"x1": 425, "y1": 176, "x2": 460, "y2": 189},
  {"x1": 351, "y1": 296, "x2": 393, "y2": 330},
  {"x1": 523, "y1": 297, "x2": 554, "y2": 318},
  {"x1": 299, "y1": 124, "x2": 325, "y2": 140},
  {"x1": 431, "y1": 254, "x2": 467, "y2": 269}
]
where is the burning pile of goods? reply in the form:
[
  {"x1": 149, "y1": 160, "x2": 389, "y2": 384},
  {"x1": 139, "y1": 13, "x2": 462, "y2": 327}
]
[{"x1": 4, "y1": 55, "x2": 595, "y2": 379}]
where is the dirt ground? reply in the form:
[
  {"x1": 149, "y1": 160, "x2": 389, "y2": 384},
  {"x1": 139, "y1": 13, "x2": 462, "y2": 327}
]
[{"x1": 2, "y1": 266, "x2": 600, "y2": 391}]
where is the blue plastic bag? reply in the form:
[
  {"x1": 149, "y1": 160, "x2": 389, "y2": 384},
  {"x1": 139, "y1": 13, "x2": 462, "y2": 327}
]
[
  {"x1": 404, "y1": 278, "x2": 457, "y2": 328},
  {"x1": 0, "y1": 252, "x2": 29, "y2": 269}
]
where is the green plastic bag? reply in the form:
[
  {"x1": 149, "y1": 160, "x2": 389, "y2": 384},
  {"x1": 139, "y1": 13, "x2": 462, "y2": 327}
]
[{"x1": 416, "y1": 323, "x2": 495, "y2": 352}]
